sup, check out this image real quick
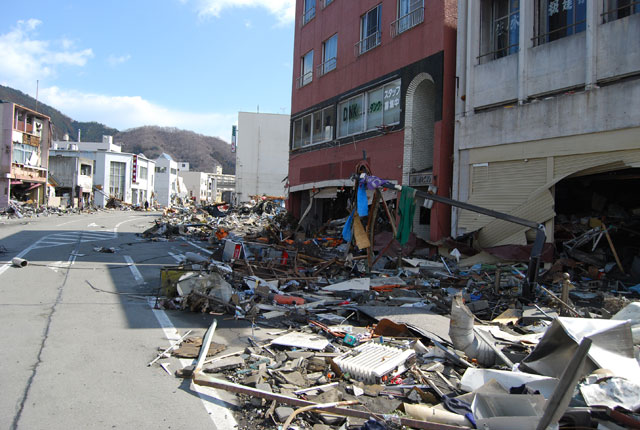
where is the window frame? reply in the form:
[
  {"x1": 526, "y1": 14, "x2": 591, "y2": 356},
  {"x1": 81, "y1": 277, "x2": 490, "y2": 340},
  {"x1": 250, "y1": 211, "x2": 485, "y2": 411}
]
[
  {"x1": 299, "y1": 50, "x2": 314, "y2": 88},
  {"x1": 302, "y1": 0, "x2": 316, "y2": 25},
  {"x1": 602, "y1": 0, "x2": 640, "y2": 22},
  {"x1": 534, "y1": 0, "x2": 587, "y2": 46},
  {"x1": 479, "y1": 0, "x2": 520, "y2": 62},
  {"x1": 358, "y1": 4, "x2": 382, "y2": 55},
  {"x1": 320, "y1": 34, "x2": 338, "y2": 76},
  {"x1": 292, "y1": 106, "x2": 335, "y2": 149}
]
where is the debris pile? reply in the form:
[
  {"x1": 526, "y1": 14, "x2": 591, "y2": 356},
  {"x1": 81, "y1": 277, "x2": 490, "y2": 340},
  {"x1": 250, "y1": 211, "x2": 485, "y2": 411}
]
[{"x1": 145, "y1": 175, "x2": 639, "y2": 429}]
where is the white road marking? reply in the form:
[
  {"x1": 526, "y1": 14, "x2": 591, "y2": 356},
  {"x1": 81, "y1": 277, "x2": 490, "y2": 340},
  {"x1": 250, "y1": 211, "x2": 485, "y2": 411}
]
[
  {"x1": 88, "y1": 223, "x2": 99, "y2": 227},
  {"x1": 124, "y1": 255, "x2": 144, "y2": 285},
  {"x1": 183, "y1": 239, "x2": 213, "y2": 255},
  {"x1": 168, "y1": 252, "x2": 184, "y2": 263},
  {"x1": 147, "y1": 298, "x2": 238, "y2": 429}
]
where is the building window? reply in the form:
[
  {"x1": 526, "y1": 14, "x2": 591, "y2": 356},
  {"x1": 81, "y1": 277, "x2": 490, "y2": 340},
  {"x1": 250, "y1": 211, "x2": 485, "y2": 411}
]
[
  {"x1": 292, "y1": 106, "x2": 335, "y2": 149},
  {"x1": 338, "y1": 79, "x2": 401, "y2": 138},
  {"x1": 534, "y1": 0, "x2": 586, "y2": 45},
  {"x1": 391, "y1": 0, "x2": 424, "y2": 37},
  {"x1": 603, "y1": 0, "x2": 640, "y2": 22},
  {"x1": 303, "y1": 0, "x2": 316, "y2": 25},
  {"x1": 170, "y1": 168, "x2": 177, "y2": 175},
  {"x1": 357, "y1": 5, "x2": 382, "y2": 55},
  {"x1": 319, "y1": 34, "x2": 338, "y2": 76},
  {"x1": 80, "y1": 164, "x2": 92, "y2": 176},
  {"x1": 321, "y1": 0, "x2": 334, "y2": 9},
  {"x1": 155, "y1": 166, "x2": 166, "y2": 173},
  {"x1": 12, "y1": 142, "x2": 37, "y2": 165},
  {"x1": 139, "y1": 165, "x2": 148, "y2": 180},
  {"x1": 109, "y1": 161, "x2": 126, "y2": 200},
  {"x1": 479, "y1": 0, "x2": 520, "y2": 62},
  {"x1": 298, "y1": 50, "x2": 314, "y2": 88}
]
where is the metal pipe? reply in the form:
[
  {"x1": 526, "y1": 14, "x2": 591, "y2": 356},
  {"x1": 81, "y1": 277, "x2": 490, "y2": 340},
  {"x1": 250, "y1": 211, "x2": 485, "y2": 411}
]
[{"x1": 12, "y1": 257, "x2": 28, "y2": 268}]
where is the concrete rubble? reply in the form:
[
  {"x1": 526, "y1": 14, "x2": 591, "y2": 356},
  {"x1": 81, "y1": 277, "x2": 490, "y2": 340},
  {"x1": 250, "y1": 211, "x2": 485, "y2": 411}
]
[{"x1": 145, "y1": 185, "x2": 640, "y2": 429}]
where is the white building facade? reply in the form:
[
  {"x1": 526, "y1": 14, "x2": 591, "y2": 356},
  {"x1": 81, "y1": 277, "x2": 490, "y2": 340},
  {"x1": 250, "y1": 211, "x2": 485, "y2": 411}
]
[
  {"x1": 178, "y1": 171, "x2": 215, "y2": 204},
  {"x1": 154, "y1": 153, "x2": 178, "y2": 207},
  {"x1": 453, "y1": 1, "x2": 640, "y2": 247},
  {"x1": 235, "y1": 112, "x2": 290, "y2": 203}
]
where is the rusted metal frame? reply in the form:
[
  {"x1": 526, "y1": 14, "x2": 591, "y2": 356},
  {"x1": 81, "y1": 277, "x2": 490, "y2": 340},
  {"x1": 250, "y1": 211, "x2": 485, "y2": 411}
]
[{"x1": 192, "y1": 372, "x2": 469, "y2": 430}]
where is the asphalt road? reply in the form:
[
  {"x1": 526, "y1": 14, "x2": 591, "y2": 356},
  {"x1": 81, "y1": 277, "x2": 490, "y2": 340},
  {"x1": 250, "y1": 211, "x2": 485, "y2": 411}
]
[{"x1": 0, "y1": 210, "x2": 251, "y2": 430}]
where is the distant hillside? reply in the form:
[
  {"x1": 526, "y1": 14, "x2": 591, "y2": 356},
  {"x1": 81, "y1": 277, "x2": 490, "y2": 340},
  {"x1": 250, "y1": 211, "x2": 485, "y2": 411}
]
[
  {"x1": 116, "y1": 126, "x2": 234, "y2": 174},
  {"x1": 0, "y1": 84, "x2": 235, "y2": 174}
]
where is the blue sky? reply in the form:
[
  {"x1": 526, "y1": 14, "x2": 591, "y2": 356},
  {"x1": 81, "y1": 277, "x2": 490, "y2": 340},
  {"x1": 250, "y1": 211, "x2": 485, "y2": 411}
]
[{"x1": 0, "y1": 0, "x2": 295, "y2": 141}]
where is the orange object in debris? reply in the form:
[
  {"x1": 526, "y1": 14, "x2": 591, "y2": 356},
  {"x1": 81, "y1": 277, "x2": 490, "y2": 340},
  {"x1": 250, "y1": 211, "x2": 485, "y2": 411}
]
[
  {"x1": 215, "y1": 228, "x2": 228, "y2": 240},
  {"x1": 273, "y1": 294, "x2": 305, "y2": 305}
]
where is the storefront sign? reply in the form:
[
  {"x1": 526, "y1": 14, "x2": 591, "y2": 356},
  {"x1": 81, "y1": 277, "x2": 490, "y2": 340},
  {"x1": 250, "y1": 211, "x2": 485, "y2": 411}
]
[{"x1": 409, "y1": 172, "x2": 433, "y2": 187}]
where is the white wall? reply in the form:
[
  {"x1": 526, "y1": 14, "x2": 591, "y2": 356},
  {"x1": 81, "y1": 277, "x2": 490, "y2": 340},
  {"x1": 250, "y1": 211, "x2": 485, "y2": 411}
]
[
  {"x1": 154, "y1": 155, "x2": 178, "y2": 207},
  {"x1": 235, "y1": 112, "x2": 290, "y2": 202}
]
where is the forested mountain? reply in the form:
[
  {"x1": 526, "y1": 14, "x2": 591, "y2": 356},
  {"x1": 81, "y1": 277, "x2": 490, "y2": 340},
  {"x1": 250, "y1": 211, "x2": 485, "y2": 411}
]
[{"x1": 0, "y1": 84, "x2": 234, "y2": 174}]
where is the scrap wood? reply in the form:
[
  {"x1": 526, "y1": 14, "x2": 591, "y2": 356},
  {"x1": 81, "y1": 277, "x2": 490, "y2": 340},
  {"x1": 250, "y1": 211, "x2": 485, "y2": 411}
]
[
  {"x1": 192, "y1": 373, "x2": 470, "y2": 430},
  {"x1": 282, "y1": 400, "x2": 360, "y2": 429},
  {"x1": 538, "y1": 285, "x2": 582, "y2": 318},
  {"x1": 148, "y1": 329, "x2": 193, "y2": 366}
]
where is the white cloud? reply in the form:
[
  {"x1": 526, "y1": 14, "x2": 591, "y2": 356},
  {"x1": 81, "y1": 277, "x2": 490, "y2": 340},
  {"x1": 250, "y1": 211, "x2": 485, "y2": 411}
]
[
  {"x1": 188, "y1": 0, "x2": 295, "y2": 25},
  {"x1": 0, "y1": 20, "x2": 93, "y2": 90},
  {"x1": 40, "y1": 86, "x2": 235, "y2": 140},
  {"x1": 107, "y1": 54, "x2": 131, "y2": 67}
]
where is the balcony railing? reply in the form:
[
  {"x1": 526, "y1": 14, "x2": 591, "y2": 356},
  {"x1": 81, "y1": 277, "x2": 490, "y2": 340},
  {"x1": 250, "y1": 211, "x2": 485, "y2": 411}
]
[
  {"x1": 390, "y1": 7, "x2": 424, "y2": 38},
  {"x1": 301, "y1": 6, "x2": 316, "y2": 26},
  {"x1": 296, "y1": 71, "x2": 313, "y2": 88},
  {"x1": 355, "y1": 31, "x2": 381, "y2": 56},
  {"x1": 316, "y1": 57, "x2": 337, "y2": 76}
]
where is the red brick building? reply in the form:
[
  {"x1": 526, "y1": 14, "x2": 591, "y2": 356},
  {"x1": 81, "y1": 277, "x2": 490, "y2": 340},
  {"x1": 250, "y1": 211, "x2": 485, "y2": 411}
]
[{"x1": 287, "y1": 0, "x2": 457, "y2": 242}]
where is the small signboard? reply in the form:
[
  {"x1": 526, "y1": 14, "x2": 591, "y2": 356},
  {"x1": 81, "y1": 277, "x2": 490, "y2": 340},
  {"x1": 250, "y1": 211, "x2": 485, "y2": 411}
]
[{"x1": 409, "y1": 172, "x2": 433, "y2": 187}]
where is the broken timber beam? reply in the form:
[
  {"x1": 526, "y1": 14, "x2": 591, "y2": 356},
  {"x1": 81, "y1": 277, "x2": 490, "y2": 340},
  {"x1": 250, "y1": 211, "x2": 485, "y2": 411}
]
[{"x1": 192, "y1": 373, "x2": 469, "y2": 430}]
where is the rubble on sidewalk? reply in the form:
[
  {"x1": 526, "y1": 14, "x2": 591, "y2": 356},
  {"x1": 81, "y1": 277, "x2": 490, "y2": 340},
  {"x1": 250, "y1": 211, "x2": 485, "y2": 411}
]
[{"x1": 146, "y1": 178, "x2": 640, "y2": 429}]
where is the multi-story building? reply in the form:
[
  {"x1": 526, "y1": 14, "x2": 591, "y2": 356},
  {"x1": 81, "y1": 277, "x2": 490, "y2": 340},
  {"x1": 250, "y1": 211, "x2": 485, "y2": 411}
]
[
  {"x1": 235, "y1": 112, "x2": 290, "y2": 203},
  {"x1": 287, "y1": 0, "x2": 458, "y2": 240},
  {"x1": 209, "y1": 164, "x2": 235, "y2": 203},
  {"x1": 0, "y1": 102, "x2": 51, "y2": 208},
  {"x1": 48, "y1": 153, "x2": 94, "y2": 208},
  {"x1": 51, "y1": 136, "x2": 155, "y2": 208},
  {"x1": 453, "y1": 1, "x2": 640, "y2": 248},
  {"x1": 154, "y1": 153, "x2": 179, "y2": 207},
  {"x1": 179, "y1": 170, "x2": 215, "y2": 204}
]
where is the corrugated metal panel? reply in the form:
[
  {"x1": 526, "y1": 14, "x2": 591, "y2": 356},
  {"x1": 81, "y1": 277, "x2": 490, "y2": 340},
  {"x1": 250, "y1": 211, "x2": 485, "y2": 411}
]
[
  {"x1": 459, "y1": 158, "x2": 548, "y2": 232},
  {"x1": 554, "y1": 150, "x2": 640, "y2": 178},
  {"x1": 477, "y1": 190, "x2": 555, "y2": 247}
]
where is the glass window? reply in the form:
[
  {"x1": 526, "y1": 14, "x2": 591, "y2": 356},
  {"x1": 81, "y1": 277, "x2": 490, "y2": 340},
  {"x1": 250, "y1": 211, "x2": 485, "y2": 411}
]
[
  {"x1": 383, "y1": 80, "x2": 402, "y2": 125},
  {"x1": 302, "y1": 114, "x2": 312, "y2": 146},
  {"x1": 293, "y1": 118, "x2": 303, "y2": 148},
  {"x1": 360, "y1": 5, "x2": 382, "y2": 54},
  {"x1": 322, "y1": 106, "x2": 334, "y2": 141},
  {"x1": 396, "y1": 0, "x2": 424, "y2": 35},
  {"x1": 603, "y1": 0, "x2": 640, "y2": 22},
  {"x1": 301, "y1": 50, "x2": 313, "y2": 87},
  {"x1": 109, "y1": 161, "x2": 126, "y2": 200},
  {"x1": 321, "y1": 34, "x2": 338, "y2": 75},
  {"x1": 303, "y1": 0, "x2": 316, "y2": 24},
  {"x1": 80, "y1": 164, "x2": 92, "y2": 176},
  {"x1": 536, "y1": 0, "x2": 586, "y2": 45},
  {"x1": 479, "y1": 0, "x2": 519, "y2": 61},
  {"x1": 366, "y1": 88, "x2": 384, "y2": 130},
  {"x1": 170, "y1": 168, "x2": 177, "y2": 175},
  {"x1": 312, "y1": 111, "x2": 324, "y2": 144},
  {"x1": 139, "y1": 165, "x2": 148, "y2": 179},
  {"x1": 338, "y1": 95, "x2": 364, "y2": 137}
]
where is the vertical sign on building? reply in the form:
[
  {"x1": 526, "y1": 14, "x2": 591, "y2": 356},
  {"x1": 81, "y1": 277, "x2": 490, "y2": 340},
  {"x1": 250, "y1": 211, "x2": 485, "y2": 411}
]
[
  {"x1": 132, "y1": 155, "x2": 138, "y2": 183},
  {"x1": 231, "y1": 125, "x2": 237, "y2": 153}
]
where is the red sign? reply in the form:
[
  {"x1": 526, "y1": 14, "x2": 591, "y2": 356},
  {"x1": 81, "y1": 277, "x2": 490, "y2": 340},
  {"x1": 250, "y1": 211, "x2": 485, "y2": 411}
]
[{"x1": 132, "y1": 155, "x2": 138, "y2": 183}]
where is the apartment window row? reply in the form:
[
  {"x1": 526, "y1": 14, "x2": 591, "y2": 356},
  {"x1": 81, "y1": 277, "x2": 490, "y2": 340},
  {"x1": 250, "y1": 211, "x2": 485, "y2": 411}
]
[
  {"x1": 298, "y1": 1, "x2": 424, "y2": 87},
  {"x1": 291, "y1": 78, "x2": 401, "y2": 150},
  {"x1": 480, "y1": 0, "x2": 639, "y2": 62}
]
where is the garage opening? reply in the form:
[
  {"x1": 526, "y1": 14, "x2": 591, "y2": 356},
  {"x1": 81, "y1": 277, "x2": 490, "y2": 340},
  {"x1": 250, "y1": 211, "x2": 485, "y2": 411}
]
[{"x1": 553, "y1": 168, "x2": 640, "y2": 284}]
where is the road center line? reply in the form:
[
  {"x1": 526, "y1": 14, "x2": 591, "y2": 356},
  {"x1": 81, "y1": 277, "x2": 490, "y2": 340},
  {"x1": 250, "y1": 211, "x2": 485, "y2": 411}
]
[{"x1": 147, "y1": 298, "x2": 238, "y2": 429}]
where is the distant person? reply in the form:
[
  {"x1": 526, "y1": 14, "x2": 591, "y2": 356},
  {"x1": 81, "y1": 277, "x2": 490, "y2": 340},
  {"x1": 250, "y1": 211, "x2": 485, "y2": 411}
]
[{"x1": 144, "y1": 200, "x2": 149, "y2": 210}]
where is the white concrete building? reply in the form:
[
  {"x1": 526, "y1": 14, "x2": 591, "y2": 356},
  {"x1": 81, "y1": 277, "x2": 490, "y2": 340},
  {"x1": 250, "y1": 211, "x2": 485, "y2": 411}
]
[
  {"x1": 154, "y1": 153, "x2": 178, "y2": 207},
  {"x1": 130, "y1": 154, "x2": 156, "y2": 207},
  {"x1": 178, "y1": 171, "x2": 215, "y2": 204},
  {"x1": 235, "y1": 112, "x2": 289, "y2": 203},
  {"x1": 51, "y1": 136, "x2": 155, "y2": 208},
  {"x1": 453, "y1": 1, "x2": 640, "y2": 247},
  {"x1": 48, "y1": 154, "x2": 94, "y2": 207}
]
